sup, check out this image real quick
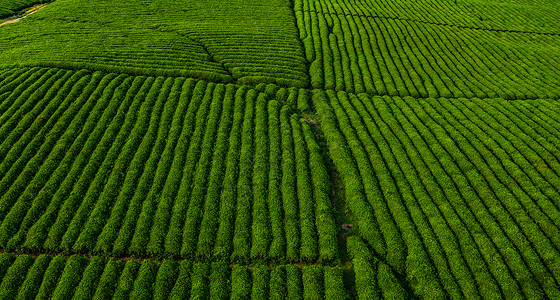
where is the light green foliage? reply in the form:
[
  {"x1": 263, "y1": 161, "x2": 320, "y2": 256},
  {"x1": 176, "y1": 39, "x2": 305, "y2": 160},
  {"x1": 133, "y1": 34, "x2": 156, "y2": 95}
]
[
  {"x1": 0, "y1": 255, "x2": 34, "y2": 300},
  {"x1": 2, "y1": 0, "x2": 560, "y2": 298},
  {"x1": 0, "y1": 255, "x2": 354, "y2": 299},
  {"x1": 0, "y1": 69, "x2": 336, "y2": 263},
  {"x1": 316, "y1": 92, "x2": 560, "y2": 299},
  {"x1": 295, "y1": 0, "x2": 560, "y2": 98},
  {"x1": 0, "y1": 0, "x2": 309, "y2": 87}
]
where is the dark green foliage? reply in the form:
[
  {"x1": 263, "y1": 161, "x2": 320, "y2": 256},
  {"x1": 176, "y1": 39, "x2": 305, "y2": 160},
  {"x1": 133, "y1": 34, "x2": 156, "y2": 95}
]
[
  {"x1": 301, "y1": 119, "x2": 338, "y2": 262},
  {"x1": 35, "y1": 255, "x2": 66, "y2": 300},
  {"x1": 189, "y1": 263, "x2": 210, "y2": 300},
  {"x1": 251, "y1": 93, "x2": 271, "y2": 259},
  {"x1": 129, "y1": 77, "x2": 180, "y2": 256},
  {"x1": 302, "y1": 265, "x2": 324, "y2": 299},
  {"x1": 209, "y1": 262, "x2": 230, "y2": 300},
  {"x1": 181, "y1": 84, "x2": 226, "y2": 257},
  {"x1": 29, "y1": 73, "x2": 126, "y2": 251},
  {"x1": 100, "y1": 76, "x2": 166, "y2": 256},
  {"x1": 129, "y1": 260, "x2": 159, "y2": 300},
  {"x1": 0, "y1": 0, "x2": 48, "y2": 18},
  {"x1": 312, "y1": 90, "x2": 385, "y2": 256},
  {"x1": 292, "y1": 114, "x2": 318, "y2": 261},
  {"x1": 286, "y1": 265, "x2": 303, "y2": 300},
  {"x1": 212, "y1": 87, "x2": 248, "y2": 260},
  {"x1": 297, "y1": 89, "x2": 311, "y2": 114},
  {"x1": 251, "y1": 265, "x2": 269, "y2": 300},
  {"x1": 377, "y1": 262, "x2": 407, "y2": 300},
  {"x1": 16, "y1": 71, "x2": 109, "y2": 251},
  {"x1": 267, "y1": 100, "x2": 285, "y2": 260},
  {"x1": 353, "y1": 257, "x2": 380, "y2": 300},
  {"x1": 0, "y1": 253, "x2": 15, "y2": 282},
  {"x1": 347, "y1": 237, "x2": 381, "y2": 300},
  {"x1": 0, "y1": 255, "x2": 359, "y2": 299},
  {"x1": 153, "y1": 260, "x2": 179, "y2": 300},
  {"x1": 15, "y1": 255, "x2": 51, "y2": 300},
  {"x1": 0, "y1": 69, "x2": 61, "y2": 208},
  {"x1": 0, "y1": 68, "x2": 49, "y2": 121},
  {"x1": 51, "y1": 255, "x2": 87, "y2": 300},
  {"x1": 147, "y1": 79, "x2": 196, "y2": 256},
  {"x1": 0, "y1": 70, "x2": 93, "y2": 250},
  {"x1": 169, "y1": 261, "x2": 193, "y2": 300},
  {"x1": 64, "y1": 76, "x2": 146, "y2": 252},
  {"x1": 0, "y1": 255, "x2": 34, "y2": 300},
  {"x1": 324, "y1": 267, "x2": 348, "y2": 300},
  {"x1": 280, "y1": 106, "x2": 300, "y2": 261},
  {"x1": 0, "y1": 0, "x2": 309, "y2": 87},
  {"x1": 269, "y1": 265, "x2": 287, "y2": 300},
  {"x1": 113, "y1": 261, "x2": 141, "y2": 300},
  {"x1": 1, "y1": 0, "x2": 560, "y2": 298},
  {"x1": 92, "y1": 260, "x2": 123, "y2": 300},
  {"x1": 315, "y1": 90, "x2": 560, "y2": 299},
  {"x1": 164, "y1": 81, "x2": 213, "y2": 257},
  {"x1": 231, "y1": 266, "x2": 251, "y2": 300},
  {"x1": 72, "y1": 256, "x2": 106, "y2": 300},
  {"x1": 0, "y1": 68, "x2": 337, "y2": 264},
  {"x1": 74, "y1": 76, "x2": 155, "y2": 253},
  {"x1": 232, "y1": 89, "x2": 256, "y2": 262}
]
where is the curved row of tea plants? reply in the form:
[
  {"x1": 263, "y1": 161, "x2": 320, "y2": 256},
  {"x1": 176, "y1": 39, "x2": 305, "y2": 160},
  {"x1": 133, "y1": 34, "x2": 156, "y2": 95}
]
[
  {"x1": 295, "y1": 0, "x2": 560, "y2": 98},
  {"x1": 0, "y1": 0, "x2": 309, "y2": 88},
  {"x1": 0, "y1": 67, "x2": 338, "y2": 263},
  {"x1": 295, "y1": 0, "x2": 560, "y2": 34},
  {"x1": 0, "y1": 253, "x2": 348, "y2": 300},
  {"x1": 347, "y1": 236, "x2": 410, "y2": 300},
  {"x1": 313, "y1": 90, "x2": 560, "y2": 299}
]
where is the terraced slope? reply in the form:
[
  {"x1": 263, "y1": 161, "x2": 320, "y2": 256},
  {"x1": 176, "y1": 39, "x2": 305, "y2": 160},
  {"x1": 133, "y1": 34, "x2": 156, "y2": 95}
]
[
  {"x1": 296, "y1": 0, "x2": 560, "y2": 33},
  {"x1": 313, "y1": 90, "x2": 560, "y2": 299},
  {"x1": 295, "y1": 0, "x2": 560, "y2": 97},
  {"x1": 0, "y1": 68, "x2": 337, "y2": 263},
  {"x1": 2, "y1": 0, "x2": 560, "y2": 299},
  {"x1": 0, "y1": 253, "x2": 348, "y2": 300},
  {"x1": 0, "y1": 0, "x2": 309, "y2": 87}
]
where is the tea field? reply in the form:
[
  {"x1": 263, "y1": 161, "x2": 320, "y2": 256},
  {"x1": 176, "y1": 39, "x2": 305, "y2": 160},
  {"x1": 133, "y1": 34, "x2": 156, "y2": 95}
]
[{"x1": 0, "y1": 0, "x2": 559, "y2": 299}]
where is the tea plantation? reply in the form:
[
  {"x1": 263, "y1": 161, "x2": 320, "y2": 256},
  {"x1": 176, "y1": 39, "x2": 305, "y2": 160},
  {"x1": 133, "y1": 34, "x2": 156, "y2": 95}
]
[{"x1": 1, "y1": 0, "x2": 559, "y2": 298}]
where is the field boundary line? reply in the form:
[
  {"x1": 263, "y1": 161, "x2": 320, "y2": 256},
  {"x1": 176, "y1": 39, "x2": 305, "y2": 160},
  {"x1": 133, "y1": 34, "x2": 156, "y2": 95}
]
[{"x1": 0, "y1": 248, "x2": 351, "y2": 270}]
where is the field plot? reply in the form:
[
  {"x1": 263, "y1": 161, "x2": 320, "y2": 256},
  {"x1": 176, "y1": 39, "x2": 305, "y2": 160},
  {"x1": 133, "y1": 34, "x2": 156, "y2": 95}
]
[
  {"x1": 348, "y1": 236, "x2": 409, "y2": 299},
  {"x1": 296, "y1": 0, "x2": 560, "y2": 33},
  {"x1": 314, "y1": 90, "x2": 560, "y2": 299},
  {"x1": 295, "y1": 0, "x2": 560, "y2": 98},
  {"x1": 0, "y1": 253, "x2": 348, "y2": 299},
  {"x1": 0, "y1": 67, "x2": 337, "y2": 263},
  {"x1": 0, "y1": 0, "x2": 309, "y2": 87},
  {"x1": 2, "y1": 0, "x2": 560, "y2": 298}
]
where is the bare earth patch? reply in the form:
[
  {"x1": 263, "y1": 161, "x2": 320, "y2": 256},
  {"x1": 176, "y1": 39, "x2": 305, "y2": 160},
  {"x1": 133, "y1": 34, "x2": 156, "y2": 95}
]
[{"x1": 0, "y1": 4, "x2": 47, "y2": 27}]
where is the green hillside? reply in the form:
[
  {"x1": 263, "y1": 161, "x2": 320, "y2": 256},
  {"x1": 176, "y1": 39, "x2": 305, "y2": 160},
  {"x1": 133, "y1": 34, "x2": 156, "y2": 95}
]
[
  {"x1": 1, "y1": 0, "x2": 560, "y2": 299},
  {"x1": 0, "y1": 0, "x2": 48, "y2": 18},
  {"x1": 0, "y1": 0, "x2": 309, "y2": 87}
]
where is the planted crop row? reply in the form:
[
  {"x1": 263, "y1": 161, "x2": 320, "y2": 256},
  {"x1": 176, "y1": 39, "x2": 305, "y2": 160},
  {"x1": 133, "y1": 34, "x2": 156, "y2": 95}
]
[
  {"x1": 294, "y1": 0, "x2": 560, "y2": 34},
  {"x1": 0, "y1": 68, "x2": 337, "y2": 263},
  {"x1": 0, "y1": 253, "x2": 348, "y2": 300},
  {"x1": 0, "y1": 0, "x2": 309, "y2": 88},
  {"x1": 313, "y1": 90, "x2": 560, "y2": 299},
  {"x1": 347, "y1": 236, "x2": 409, "y2": 300},
  {"x1": 295, "y1": 3, "x2": 560, "y2": 99}
]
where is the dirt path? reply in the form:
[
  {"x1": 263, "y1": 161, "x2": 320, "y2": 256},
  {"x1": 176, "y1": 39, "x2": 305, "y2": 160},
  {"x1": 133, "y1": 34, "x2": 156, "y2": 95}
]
[{"x1": 0, "y1": 4, "x2": 47, "y2": 27}]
